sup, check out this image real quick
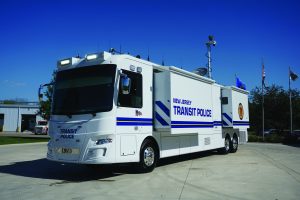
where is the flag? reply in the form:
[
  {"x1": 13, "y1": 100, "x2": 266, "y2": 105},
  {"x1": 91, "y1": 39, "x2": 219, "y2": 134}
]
[
  {"x1": 290, "y1": 70, "x2": 298, "y2": 81},
  {"x1": 262, "y1": 62, "x2": 266, "y2": 87},
  {"x1": 236, "y1": 77, "x2": 246, "y2": 90}
]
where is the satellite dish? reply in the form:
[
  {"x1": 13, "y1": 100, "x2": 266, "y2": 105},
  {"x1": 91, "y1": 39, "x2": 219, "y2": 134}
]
[{"x1": 193, "y1": 67, "x2": 208, "y2": 76}]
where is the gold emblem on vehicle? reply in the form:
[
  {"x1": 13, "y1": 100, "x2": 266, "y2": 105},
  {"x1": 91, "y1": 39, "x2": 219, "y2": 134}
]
[{"x1": 238, "y1": 103, "x2": 244, "y2": 120}]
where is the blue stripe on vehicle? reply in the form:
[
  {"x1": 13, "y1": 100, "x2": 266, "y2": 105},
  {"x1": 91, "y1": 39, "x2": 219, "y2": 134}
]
[
  {"x1": 213, "y1": 121, "x2": 222, "y2": 126},
  {"x1": 171, "y1": 125, "x2": 213, "y2": 128},
  {"x1": 222, "y1": 113, "x2": 232, "y2": 123},
  {"x1": 116, "y1": 117, "x2": 152, "y2": 122},
  {"x1": 171, "y1": 121, "x2": 213, "y2": 125},
  {"x1": 155, "y1": 112, "x2": 169, "y2": 126},
  {"x1": 233, "y1": 121, "x2": 250, "y2": 126},
  {"x1": 171, "y1": 120, "x2": 213, "y2": 128},
  {"x1": 155, "y1": 101, "x2": 170, "y2": 117},
  {"x1": 116, "y1": 117, "x2": 153, "y2": 126},
  {"x1": 233, "y1": 124, "x2": 249, "y2": 126},
  {"x1": 116, "y1": 122, "x2": 153, "y2": 126},
  {"x1": 233, "y1": 121, "x2": 249, "y2": 123}
]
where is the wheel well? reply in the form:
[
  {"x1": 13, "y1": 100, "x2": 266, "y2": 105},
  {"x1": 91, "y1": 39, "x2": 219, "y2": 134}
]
[{"x1": 142, "y1": 136, "x2": 160, "y2": 159}]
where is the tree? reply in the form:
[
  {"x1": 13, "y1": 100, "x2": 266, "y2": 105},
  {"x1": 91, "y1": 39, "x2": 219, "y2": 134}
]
[
  {"x1": 249, "y1": 84, "x2": 300, "y2": 134},
  {"x1": 37, "y1": 71, "x2": 56, "y2": 120},
  {"x1": 1, "y1": 98, "x2": 28, "y2": 104}
]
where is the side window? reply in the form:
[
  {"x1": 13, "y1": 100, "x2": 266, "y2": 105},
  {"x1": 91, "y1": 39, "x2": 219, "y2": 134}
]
[
  {"x1": 118, "y1": 70, "x2": 143, "y2": 108},
  {"x1": 221, "y1": 97, "x2": 228, "y2": 105}
]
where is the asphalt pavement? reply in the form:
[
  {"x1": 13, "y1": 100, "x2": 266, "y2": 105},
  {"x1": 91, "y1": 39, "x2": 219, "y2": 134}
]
[{"x1": 0, "y1": 142, "x2": 299, "y2": 200}]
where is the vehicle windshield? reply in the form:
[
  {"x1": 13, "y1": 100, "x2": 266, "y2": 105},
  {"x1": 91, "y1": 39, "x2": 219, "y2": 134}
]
[{"x1": 52, "y1": 64, "x2": 116, "y2": 115}]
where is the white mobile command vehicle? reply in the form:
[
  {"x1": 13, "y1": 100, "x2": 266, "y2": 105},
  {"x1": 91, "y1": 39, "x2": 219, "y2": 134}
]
[{"x1": 41, "y1": 50, "x2": 249, "y2": 172}]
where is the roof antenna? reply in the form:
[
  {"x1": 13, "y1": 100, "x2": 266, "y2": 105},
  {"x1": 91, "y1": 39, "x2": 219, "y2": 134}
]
[
  {"x1": 75, "y1": 50, "x2": 80, "y2": 58},
  {"x1": 147, "y1": 48, "x2": 150, "y2": 61},
  {"x1": 109, "y1": 48, "x2": 116, "y2": 54},
  {"x1": 162, "y1": 56, "x2": 165, "y2": 66}
]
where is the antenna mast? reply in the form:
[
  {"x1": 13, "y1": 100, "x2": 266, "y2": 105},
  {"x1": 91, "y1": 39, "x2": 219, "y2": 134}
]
[{"x1": 206, "y1": 35, "x2": 217, "y2": 79}]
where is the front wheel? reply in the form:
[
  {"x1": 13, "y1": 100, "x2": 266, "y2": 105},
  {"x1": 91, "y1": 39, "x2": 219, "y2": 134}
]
[{"x1": 138, "y1": 140, "x2": 158, "y2": 173}]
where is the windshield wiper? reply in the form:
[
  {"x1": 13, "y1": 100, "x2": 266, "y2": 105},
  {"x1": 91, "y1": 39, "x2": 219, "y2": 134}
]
[
  {"x1": 75, "y1": 109, "x2": 97, "y2": 117},
  {"x1": 56, "y1": 110, "x2": 96, "y2": 118}
]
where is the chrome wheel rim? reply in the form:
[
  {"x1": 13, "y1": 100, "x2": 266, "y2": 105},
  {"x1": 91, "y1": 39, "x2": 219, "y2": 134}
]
[
  {"x1": 144, "y1": 147, "x2": 155, "y2": 166},
  {"x1": 233, "y1": 137, "x2": 238, "y2": 150},
  {"x1": 225, "y1": 138, "x2": 230, "y2": 151}
]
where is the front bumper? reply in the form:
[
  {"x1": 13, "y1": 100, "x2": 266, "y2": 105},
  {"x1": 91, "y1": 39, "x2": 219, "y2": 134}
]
[{"x1": 46, "y1": 134, "x2": 115, "y2": 164}]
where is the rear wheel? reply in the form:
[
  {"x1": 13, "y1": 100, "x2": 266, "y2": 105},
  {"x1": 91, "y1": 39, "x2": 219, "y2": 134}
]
[
  {"x1": 230, "y1": 134, "x2": 238, "y2": 153},
  {"x1": 138, "y1": 140, "x2": 158, "y2": 173},
  {"x1": 218, "y1": 135, "x2": 231, "y2": 154}
]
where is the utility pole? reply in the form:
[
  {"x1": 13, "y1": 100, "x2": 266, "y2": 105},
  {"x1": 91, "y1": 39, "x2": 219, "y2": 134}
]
[
  {"x1": 289, "y1": 66, "x2": 292, "y2": 134},
  {"x1": 262, "y1": 75, "x2": 265, "y2": 141},
  {"x1": 288, "y1": 67, "x2": 298, "y2": 134},
  {"x1": 262, "y1": 60, "x2": 265, "y2": 141}
]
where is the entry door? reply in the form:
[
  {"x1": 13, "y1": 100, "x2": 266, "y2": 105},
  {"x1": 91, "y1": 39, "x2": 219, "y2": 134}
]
[
  {"x1": 116, "y1": 67, "x2": 153, "y2": 135},
  {"x1": 0, "y1": 114, "x2": 4, "y2": 132}
]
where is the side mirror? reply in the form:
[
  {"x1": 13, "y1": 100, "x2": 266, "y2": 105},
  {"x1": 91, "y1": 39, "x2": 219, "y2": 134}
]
[
  {"x1": 38, "y1": 82, "x2": 53, "y2": 101},
  {"x1": 121, "y1": 75, "x2": 131, "y2": 95}
]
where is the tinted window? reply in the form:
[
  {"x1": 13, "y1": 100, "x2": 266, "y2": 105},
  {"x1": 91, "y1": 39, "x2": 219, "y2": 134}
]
[
  {"x1": 221, "y1": 97, "x2": 228, "y2": 105},
  {"x1": 118, "y1": 70, "x2": 143, "y2": 108},
  {"x1": 52, "y1": 64, "x2": 116, "y2": 115}
]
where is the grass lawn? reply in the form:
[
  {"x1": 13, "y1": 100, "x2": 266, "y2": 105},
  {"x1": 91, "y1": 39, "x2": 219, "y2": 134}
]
[{"x1": 0, "y1": 137, "x2": 49, "y2": 145}]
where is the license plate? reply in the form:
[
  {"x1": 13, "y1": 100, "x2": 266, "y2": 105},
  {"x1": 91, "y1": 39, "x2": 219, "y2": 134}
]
[{"x1": 57, "y1": 148, "x2": 79, "y2": 154}]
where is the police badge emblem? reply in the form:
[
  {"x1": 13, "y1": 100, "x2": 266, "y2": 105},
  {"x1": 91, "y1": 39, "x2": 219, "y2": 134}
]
[{"x1": 238, "y1": 103, "x2": 244, "y2": 120}]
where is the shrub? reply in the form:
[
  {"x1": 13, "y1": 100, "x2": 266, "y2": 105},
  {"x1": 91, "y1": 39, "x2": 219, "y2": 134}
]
[{"x1": 248, "y1": 133, "x2": 283, "y2": 143}]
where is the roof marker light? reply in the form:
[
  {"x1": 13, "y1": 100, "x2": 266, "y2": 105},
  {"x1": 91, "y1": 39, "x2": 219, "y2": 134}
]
[
  {"x1": 130, "y1": 65, "x2": 135, "y2": 71},
  {"x1": 86, "y1": 54, "x2": 98, "y2": 61},
  {"x1": 60, "y1": 59, "x2": 71, "y2": 66},
  {"x1": 137, "y1": 67, "x2": 142, "y2": 73}
]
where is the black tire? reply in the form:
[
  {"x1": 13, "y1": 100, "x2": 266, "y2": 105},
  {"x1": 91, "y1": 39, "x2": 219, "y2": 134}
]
[
  {"x1": 230, "y1": 134, "x2": 238, "y2": 153},
  {"x1": 138, "y1": 139, "x2": 158, "y2": 173},
  {"x1": 218, "y1": 135, "x2": 231, "y2": 154}
]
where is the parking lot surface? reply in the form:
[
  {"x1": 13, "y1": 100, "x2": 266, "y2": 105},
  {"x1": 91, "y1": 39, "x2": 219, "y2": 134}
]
[{"x1": 0, "y1": 142, "x2": 299, "y2": 200}]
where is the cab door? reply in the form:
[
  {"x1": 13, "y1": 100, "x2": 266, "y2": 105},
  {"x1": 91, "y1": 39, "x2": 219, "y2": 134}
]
[
  {"x1": 116, "y1": 65, "x2": 153, "y2": 156},
  {"x1": 116, "y1": 66, "x2": 153, "y2": 133}
]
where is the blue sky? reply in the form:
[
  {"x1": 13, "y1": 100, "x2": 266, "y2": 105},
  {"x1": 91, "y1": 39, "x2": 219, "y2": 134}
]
[{"x1": 0, "y1": 0, "x2": 299, "y2": 101}]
